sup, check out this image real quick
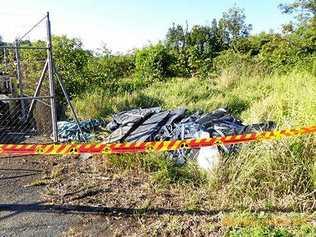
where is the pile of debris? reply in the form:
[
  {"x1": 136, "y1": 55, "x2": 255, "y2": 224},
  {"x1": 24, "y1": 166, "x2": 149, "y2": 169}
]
[
  {"x1": 56, "y1": 119, "x2": 105, "y2": 142},
  {"x1": 105, "y1": 107, "x2": 275, "y2": 143},
  {"x1": 57, "y1": 107, "x2": 275, "y2": 167}
]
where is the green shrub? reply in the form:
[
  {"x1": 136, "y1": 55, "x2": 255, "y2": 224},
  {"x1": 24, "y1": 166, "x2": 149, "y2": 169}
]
[
  {"x1": 135, "y1": 43, "x2": 173, "y2": 81},
  {"x1": 52, "y1": 36, "x2": 92, "y2": 99},
  {"x1": 257, "y1": 27, "x2": 315, "y2": 73},
  {"x1": 168, "y1": 49, "x2": 191, "y2": 77},
  {"x1": 85, "y1": 54, "x2": 135, "y2": 89},
  {"x1": 187, "y1": 45, "x2": 214, "y2": 78},
  {"x1": 213, "y1": 49, "x2": 266, "y2": 77}
]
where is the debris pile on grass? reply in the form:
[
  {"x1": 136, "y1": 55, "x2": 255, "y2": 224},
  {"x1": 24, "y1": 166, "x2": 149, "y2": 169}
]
[
  {"x1": 56, "y1": 107, "x2": 275, "y2": 167},
  {"x1": 57, "y1": 108, "x2": 275, "y2": 144}
]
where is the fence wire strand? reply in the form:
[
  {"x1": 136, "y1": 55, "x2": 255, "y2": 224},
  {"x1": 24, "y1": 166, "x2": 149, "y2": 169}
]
[{"x1": 18, "y1": 14, "x2": 47, "y2": 42}]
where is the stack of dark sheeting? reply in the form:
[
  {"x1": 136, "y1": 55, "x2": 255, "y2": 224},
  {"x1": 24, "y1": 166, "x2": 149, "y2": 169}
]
[
  {"x1": 105, "y1": 107, "x2": 163, "y2": 143},
  {"x1": 106, "y1": 107, "x2": 186, "y2": 143},
  {"x1": 195, "y1": 108, "x2": 276, "y2": 137},
  {"x1": 125, "y1": 111, "x2": 170, "y2": 142},
  {"x1": 106, "y1": 107, "x2": 276, "y2": 145},
  {"x1": 196, "y1": 108, "x2": 246, "y2": 136}
]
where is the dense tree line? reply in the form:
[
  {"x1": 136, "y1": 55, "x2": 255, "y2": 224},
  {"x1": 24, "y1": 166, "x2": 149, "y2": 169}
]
[
  {"x1": 138, "y1": 0, "x2": 315, "y2": 80},
  {"x1": 0, "y1": 0, "x2": 315, "y2": 106}
]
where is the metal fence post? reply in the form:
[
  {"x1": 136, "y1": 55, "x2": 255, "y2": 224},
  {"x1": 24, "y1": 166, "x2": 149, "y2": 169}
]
[
  {"x1": 14, "y1": 39, "x2": 26, "y2": 121},
  {"x1": 46, "y1": 12, "x2": 58, "y2": 142}
]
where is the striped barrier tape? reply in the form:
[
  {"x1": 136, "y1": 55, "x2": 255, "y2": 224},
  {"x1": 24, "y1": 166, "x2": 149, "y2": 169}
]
[{"x1": 0, "y1": 126, "x2": 315, "y2": 155}]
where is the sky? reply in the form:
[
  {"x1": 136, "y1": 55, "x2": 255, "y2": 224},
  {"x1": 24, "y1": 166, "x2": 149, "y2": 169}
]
[{"x1": 0, "y1": 0, "x2": 293, "y2": 53}]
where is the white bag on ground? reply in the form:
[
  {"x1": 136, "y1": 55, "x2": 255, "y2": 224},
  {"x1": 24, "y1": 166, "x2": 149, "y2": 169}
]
[{"x1": 194, "y1": 131, "x2": 221, "y2": 171}]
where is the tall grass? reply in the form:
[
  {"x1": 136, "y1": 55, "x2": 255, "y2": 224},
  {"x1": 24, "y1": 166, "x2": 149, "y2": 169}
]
[
  {"x1": 73, "y1": 70, "x2": 315, "y2": 123},
  {"x1": 72, "y1": 69, "x2": 316, "y2": 210}
]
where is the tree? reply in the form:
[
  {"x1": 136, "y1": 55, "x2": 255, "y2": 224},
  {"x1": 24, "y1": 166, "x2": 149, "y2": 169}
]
[
  {"x1": 52, "y1": 35, "x2": 92, "y2": 98},
  {"x1": 279, "y1": 0, "x2": 316, "y2": 23},
  {"x1": 188, "y1": 25, "x2": 212, "y2": 56},
  {"x1": 135, "y1": 43, "x2": 173, "y2": 80},
  {"x1": 165, "y1": 23, "x2": 191, "y2": 77},
  {"x1": 166, "y1": 23, "x2": 187, "y2": 51},
  {"x1": 220, "y1": 6, "x2": 252, "y2": 43},
  {"x1": 210, "y1": 18, "x2": 228, "y2": 54}
]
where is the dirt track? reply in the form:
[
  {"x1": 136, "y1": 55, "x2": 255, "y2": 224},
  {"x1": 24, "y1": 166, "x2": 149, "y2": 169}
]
[{"x1": 0, "y1": 155, "x2": 82, "y2": 237}]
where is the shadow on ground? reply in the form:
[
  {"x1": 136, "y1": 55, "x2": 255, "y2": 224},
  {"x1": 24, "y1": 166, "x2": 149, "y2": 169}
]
[
  {"x1": 1, "y1": 202, "x2": 312, "y2": 222},
  {"x1": 0, "y1": 167, "x2": 43, "y2": 180}
]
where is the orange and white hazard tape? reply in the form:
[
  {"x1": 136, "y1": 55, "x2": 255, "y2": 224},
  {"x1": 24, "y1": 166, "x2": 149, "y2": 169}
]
[{"x1": 0, "y1": 126, "x2": 315, "y2": 155}]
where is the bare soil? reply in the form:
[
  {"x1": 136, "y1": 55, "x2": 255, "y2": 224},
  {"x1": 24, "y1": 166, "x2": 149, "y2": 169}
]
[
  {"x1": 0, "y1": 155, "x2": 223, "y2": 236},
  {"x1": 1, "y1": 154, "x2": 315, "y2": 236},
  {"x1": 0, "y1": 155, "x2": 82, "y2": 237}
]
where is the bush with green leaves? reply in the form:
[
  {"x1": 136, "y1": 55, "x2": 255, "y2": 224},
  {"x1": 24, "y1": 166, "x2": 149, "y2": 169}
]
[
  {"x1": 213, "y1": 49, "x2": 263, "y2": 77},
  {"x1": 52, "y1": 36, "x2": 92, "y2": 99},
  {"x1": 84, "y1": 53, "x2": 135, "y2": 92},
  {"x1": 168, "y1": 49, "x2": 191, "y2": 77},
  {"x1": 135, "y1": 43, "x2": 173, "y2": 81}
]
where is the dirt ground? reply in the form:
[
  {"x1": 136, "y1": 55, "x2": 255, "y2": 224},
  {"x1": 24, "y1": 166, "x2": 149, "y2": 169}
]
[
  {"x1": 0, "y1": 154, "x2": 224, "y2": 236},
  {"x1": 1, "y1": 154, "x2": 315, "y2": 237},
  {"x1": 0, "y1": 155, "x2": 84, "y2": 237}
]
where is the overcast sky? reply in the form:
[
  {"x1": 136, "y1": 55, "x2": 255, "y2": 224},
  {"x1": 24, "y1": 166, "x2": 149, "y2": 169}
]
[{"x1": 0, "y1": 0, "x2": 292, "y2": 53}]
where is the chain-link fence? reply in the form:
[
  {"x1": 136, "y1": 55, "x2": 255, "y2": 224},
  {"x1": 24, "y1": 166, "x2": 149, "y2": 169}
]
[
  {"x1": 0, "y1": 13, "x2": 58, "y2": 144},
  {"x1": 0, "y1": 97, "x2": 52, "y2": 143}
]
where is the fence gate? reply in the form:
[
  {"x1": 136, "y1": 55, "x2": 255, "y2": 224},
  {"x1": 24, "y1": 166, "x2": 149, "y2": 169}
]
[{"x1": 0, "y1": 12, "x2": 58, "y2": 144}]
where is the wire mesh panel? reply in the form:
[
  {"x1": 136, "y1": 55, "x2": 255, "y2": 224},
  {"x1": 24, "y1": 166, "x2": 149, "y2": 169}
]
[
  {"x1": 0, "y1": 46, "x2": 53, "y2": 144},
  {"x1": 0, "y1": 14, "x2": 56, "y2": 144},
  {"x1": 0, "y1": 13, "x2": 75, "y2": 144},
  {"x1": 0, "y1": 97, "x2": 52, "y2": 143}
]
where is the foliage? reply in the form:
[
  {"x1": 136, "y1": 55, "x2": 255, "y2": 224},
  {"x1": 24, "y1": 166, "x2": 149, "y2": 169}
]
[
  {"x1": 279, "y1": 0, "x2": 316, "y2": 23},
  {"x1": 52, "y1": 36, "x2": 92, "y2": 99},
  {"x1": 214, "y1": 23, "x2": 315, "y2": 75},
  {"x1": 164, "y1": 6, "x2": 253, "y2": 78},
  {"x1": 213, "y1": 49, "x2": 256, "y2": 74},
  {"x1": 220, "y1": 5, "x2": 253, "y2": 42},
  {"x1": 135, "y1": 43, "x2": 173, "y2": 81},
  {"x1": 84, "y1": 53, "x2": 135, "y2": 91}
]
